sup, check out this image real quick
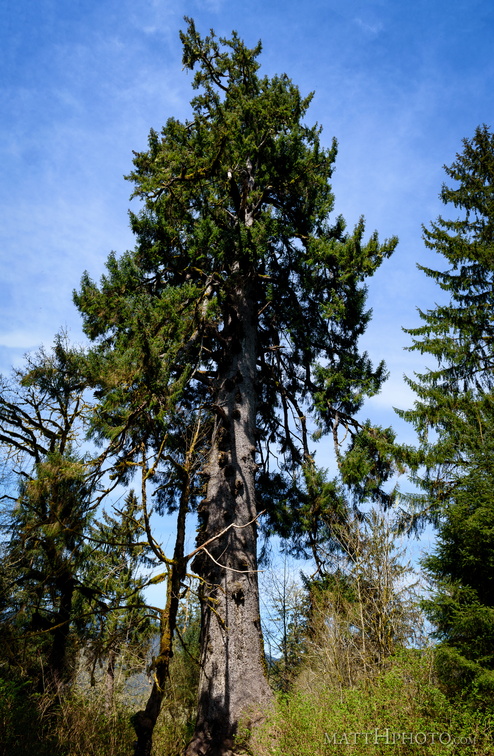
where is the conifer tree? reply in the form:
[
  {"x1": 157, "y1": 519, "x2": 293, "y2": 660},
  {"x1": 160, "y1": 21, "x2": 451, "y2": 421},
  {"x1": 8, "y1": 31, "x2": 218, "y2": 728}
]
[
  {"x1": 399, "y1": 126, "x2": 494, "y2": 697},
  {"x1": 74, "y1": 20, "x2": 397, "y2": 755},
  {"x1": 0, "y1": 338, "x2": 97, "y2": 689},
  {"x1": 399, "y1": 125, "x2": 494, "y2": 525},
  {"x1": 0, "y1": 338, "x2": 137, "y2": 692},
  {"x1": 421, "y1": 422, "x2": 494, "y2": 699}
]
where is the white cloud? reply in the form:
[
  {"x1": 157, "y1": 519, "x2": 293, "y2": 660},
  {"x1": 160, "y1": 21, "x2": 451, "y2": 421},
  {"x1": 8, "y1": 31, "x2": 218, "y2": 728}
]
[
  {"x1": 354, "y1": 16, "x2": 384, "y2": 35},
  {"x1": 0, "y1": 330, "x2": 50, "y2": 350}
]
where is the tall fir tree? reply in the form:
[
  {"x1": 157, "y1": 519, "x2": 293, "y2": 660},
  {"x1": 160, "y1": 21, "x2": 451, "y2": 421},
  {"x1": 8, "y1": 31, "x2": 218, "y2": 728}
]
[
  {"x1": 398, "y1": 126, "x2": 494, "y2": 698},
  {"x1": 74, "y1": 20, "x2": 398, "y2": 755},
  {"x1": 399, "y1": 125, "x2": 494, "y2": 524},
  {"x1": 421, "y1": 416, "x2": 494, "y2": 701}
]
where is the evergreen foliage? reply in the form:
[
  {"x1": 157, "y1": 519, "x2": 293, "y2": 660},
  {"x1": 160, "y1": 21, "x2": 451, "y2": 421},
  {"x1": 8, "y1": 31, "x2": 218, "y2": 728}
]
[
  {"x1": 0, "y1": 339, "x2": 100, "y2": 688},
  {"x1": 0, "y1": 340, "x2": 154, "y2": 697},
  {"x1": 73, "y1": 19, "x2": 398, "y2": 753},
  {"x1": 398, "y1": 124, "x2": 494, "y2": 526},
  {"x1": 72, "y1": 17, "x2": 400, "y2": 528},
  {"x1": 398, "y1": 125, "x2": 494, "y2": 701}
]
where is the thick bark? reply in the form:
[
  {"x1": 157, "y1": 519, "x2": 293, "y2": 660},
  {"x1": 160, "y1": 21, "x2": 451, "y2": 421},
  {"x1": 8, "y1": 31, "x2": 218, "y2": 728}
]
[{"x1": 185, "y1": 280, "x2": 272, "y2": 756}]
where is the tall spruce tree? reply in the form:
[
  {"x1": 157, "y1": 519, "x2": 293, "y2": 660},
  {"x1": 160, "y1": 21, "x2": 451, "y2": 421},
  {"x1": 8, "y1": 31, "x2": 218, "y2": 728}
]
[
  {"x1": 421, "y1": 416, "x2": 494, "y2": 700},
  {"x1": 74, "y1": 20, "x2": 397, "y2": 755},
  {"x1": 399, "y1": 125, "x2": 494, "y2": 518},
  {"x1": 398, "y1": 126, "x2": 494, "y2": 696}
]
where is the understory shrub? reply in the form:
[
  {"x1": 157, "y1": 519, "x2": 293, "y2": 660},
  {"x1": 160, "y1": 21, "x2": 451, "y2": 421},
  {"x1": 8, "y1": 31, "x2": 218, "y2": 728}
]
[{"x1": 252, "y1": 649, "x2": 494, "y2": 756}]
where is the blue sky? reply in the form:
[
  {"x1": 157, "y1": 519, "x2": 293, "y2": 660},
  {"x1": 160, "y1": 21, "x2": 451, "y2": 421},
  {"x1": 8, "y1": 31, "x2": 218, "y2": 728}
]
[{"x1": 2, "y1": 0, "x2": 494, "y2": 475}]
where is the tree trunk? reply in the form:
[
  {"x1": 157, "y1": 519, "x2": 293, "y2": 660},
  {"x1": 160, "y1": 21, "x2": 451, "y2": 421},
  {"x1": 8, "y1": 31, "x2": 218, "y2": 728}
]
[
  {"x1": 105, "y1": 648, "x2": 116, "y2": 714},
  {"x1": 46, "y1": 573, "x2": 74, "y2": 692},
  {"x1": 185, "y1": 278, "x2": 272, "y2": 756},
  {"x1": 133, "y1": 442, "x2": 191, "y2": 756}
]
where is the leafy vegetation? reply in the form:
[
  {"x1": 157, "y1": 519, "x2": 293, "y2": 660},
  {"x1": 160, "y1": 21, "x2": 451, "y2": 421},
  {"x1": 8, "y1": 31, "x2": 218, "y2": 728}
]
[
  {"x1": 398, "y1": 125, "x2": 494, "y2": 706},
  {"x1": 254, "y1": 649, "x2": 494, "y2": 756},
  {"x1": 71, "y1": 17, "x2": 398, "y2": 756},
  {"x1": 1, "y1": 19, "x2": 494, "y2": 756}
]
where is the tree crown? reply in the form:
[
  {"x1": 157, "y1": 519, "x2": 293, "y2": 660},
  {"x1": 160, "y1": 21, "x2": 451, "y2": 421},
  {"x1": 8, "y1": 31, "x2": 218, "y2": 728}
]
[{"x1": 74, "y1": 19, "x2": 399, "y2": 546}]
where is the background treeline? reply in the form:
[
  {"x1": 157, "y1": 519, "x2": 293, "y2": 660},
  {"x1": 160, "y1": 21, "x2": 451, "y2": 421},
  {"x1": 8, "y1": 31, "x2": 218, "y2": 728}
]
[{"x1": 2, "y1": 26, "x2": 494, "y2": 755}]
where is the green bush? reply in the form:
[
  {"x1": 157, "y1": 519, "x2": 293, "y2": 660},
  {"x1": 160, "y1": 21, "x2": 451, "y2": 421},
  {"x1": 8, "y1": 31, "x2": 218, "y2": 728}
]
[
  {"x1": 0, "y1": 678, "x2": 57, "y2": 756},
  {"x1": 252, "y1": 649, "x2": 494, "y2": 756},
  {"x1": 0, "y1": 672, "x2": 193, "y2": 756}
]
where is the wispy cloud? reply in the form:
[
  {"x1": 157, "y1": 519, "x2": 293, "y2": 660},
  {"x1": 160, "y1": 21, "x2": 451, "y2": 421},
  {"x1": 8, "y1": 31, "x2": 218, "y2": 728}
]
[
  {"x1": 354, "y1": 16, "x2": 384, "y2": 35},
  {"x1": 0, "y1": 330, "x2": 51, "y2": 350},
  {"x1": 2, "y1": 0, "x2": 494, "y2": 449}
]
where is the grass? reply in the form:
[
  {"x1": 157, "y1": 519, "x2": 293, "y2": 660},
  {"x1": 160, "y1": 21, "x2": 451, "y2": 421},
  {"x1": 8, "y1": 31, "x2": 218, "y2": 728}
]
[
  {"x1": 2, "y1": 649, "x2": 494, "y2": 755},
  {"x1": 252, "y1": 649, "x2": 494, "y2": 756}
]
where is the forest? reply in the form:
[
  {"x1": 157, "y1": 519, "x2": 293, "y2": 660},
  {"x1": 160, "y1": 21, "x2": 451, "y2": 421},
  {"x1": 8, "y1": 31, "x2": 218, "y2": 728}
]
[{"x1": 1, "y1": 18, "x2": 494, "y2": 756}]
